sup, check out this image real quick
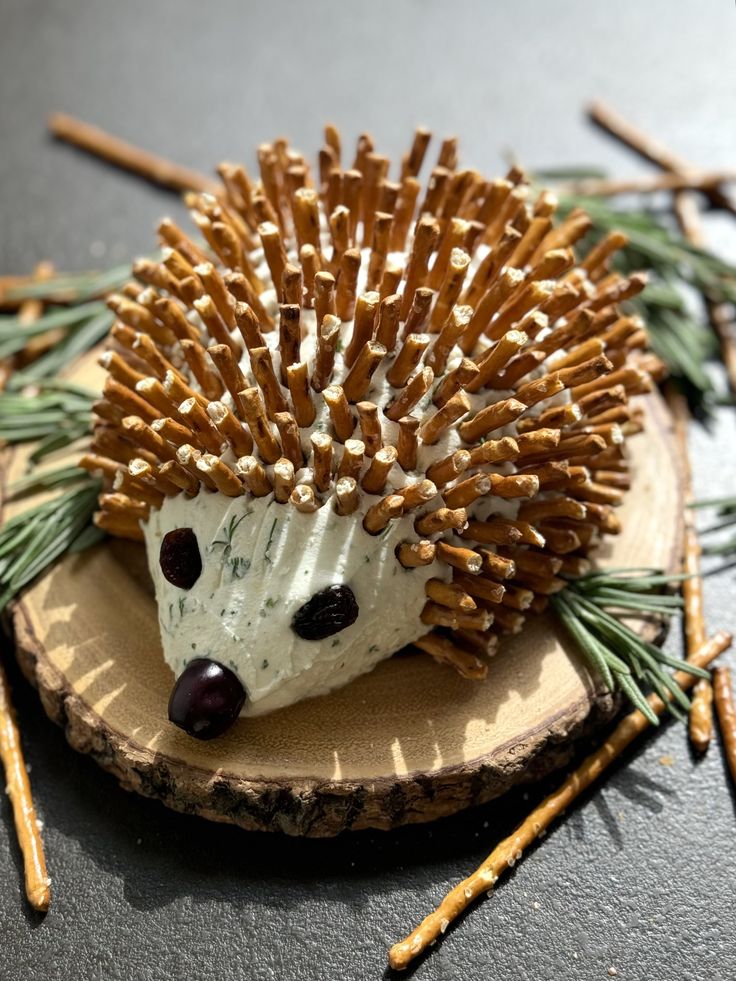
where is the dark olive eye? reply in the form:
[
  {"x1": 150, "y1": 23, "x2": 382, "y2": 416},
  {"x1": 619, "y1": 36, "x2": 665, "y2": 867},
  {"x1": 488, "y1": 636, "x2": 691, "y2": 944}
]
[
  {"x1": 159, "y1": 528, "x2": 202, "y2": 589},
  {"x1": 291, "y1": 584, "x2": 359, "y2": 640}
]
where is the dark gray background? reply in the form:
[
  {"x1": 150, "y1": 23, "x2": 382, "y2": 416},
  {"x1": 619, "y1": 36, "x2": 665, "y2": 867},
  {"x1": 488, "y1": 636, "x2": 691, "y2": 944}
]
[{"x1": 1, "y1": 1, "x2": 736, "y2": 979}]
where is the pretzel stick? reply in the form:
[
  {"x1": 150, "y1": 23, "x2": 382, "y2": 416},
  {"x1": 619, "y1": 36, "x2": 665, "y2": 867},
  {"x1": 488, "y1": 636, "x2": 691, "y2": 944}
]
[
  {"x1": 558, "y1": 171, "x2": 735, "y2": 198},
  {"x1": 587, "y1": 101, "x2": 736, "y2": 389},
  {"x1": 666, "y1": 386, "x2": 710, "y2": 748},
  {"x1": 48, "y1": 113, "x2": 220, "y2": 195},
  {"x1": 0, "y1": 660, "x2": 51, "y2": 912},
  {"x1": 587, "y1": 100, "x2": 736, "y2": 218},
  {"x1": 713, "y1": 666, "x2": 736, "y2": 786},
  {"x1": 389, "y1": 631, "x2": 732, "y2": 970}
]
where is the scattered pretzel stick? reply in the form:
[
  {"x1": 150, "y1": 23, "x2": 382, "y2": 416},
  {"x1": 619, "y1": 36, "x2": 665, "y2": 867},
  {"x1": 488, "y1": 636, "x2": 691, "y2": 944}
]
[
  {"x1": 48, "y1": 113, "x2": 221, "y2": 195},
  {"x1": 587, "y1": 100, "x2": 736, "y2": 218},
  {"x1": 713, "y1": 666, "x2": 736, "y2": 787},
  {"x1": 0, "y1": 660, "x2": 51, "y2": 912},
  {"x1": 587, "y1": 101, "x2": 736, "y2": 391},
  {"x1": 689, "y1": 679, "x2": 714, "y2": 754},
  {"x1": 388, "y1": 631, "x2": 732, "y2": 971},
  {"x1": 558, "y1": 171, "x2": 735, "y2": 199},
  {"x1": 666, "y1": 385, "x2": 710, "y2": 749}
]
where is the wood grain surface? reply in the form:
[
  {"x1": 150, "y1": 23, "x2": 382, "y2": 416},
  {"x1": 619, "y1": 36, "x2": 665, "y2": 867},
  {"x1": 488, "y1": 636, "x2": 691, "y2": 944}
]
[{"x1": 6, "y1": 367, "x2": 682, "y2": 836}]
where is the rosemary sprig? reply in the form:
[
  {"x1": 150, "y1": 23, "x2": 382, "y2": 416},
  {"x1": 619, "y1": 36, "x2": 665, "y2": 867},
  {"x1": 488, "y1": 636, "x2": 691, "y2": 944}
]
[
  {"x1": 0, "y1": 303, "x2": 114, "y2": 391},
  {"x1": 0, "y1": 475, "x2": 103, "y2": 612},
  {"x1": 689, "y1": 495, "x2": 736, "y2": 557},
  {"x1": 551, "y1": 568, "x2": 709, "y2": 724},
  {"x1": 0, "y1": 381, "x2": 95, "y2": 461},
  {"x1": 0, "y1": 264, "x2": 130, "y2": 307}
]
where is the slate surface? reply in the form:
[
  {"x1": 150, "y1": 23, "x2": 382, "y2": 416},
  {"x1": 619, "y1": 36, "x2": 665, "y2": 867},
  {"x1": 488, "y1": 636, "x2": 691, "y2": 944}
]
[{"x1": 1, "y1": 1, "x2": 735, "y2": 978}]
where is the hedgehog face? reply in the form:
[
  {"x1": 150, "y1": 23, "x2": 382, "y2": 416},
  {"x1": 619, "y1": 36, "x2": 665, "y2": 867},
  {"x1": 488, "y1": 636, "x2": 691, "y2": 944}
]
[
  {"x1": 143, "y1": 489, "x2": 438, "y2": 721},
  {"x1": 88, "y1": 125, "x2": 653, "y2": 740}
]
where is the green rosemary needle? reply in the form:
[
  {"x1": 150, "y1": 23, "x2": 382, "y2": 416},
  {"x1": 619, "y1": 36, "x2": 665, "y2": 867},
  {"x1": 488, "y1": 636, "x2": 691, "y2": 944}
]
[
  {"x1": 0, "y1": 476, "x2": 103, "y2": 612},
  {"x1": 689, "y1": 495, "x2": 736, "y2": 557},
  {"x1": 1, "y1": 264, "x2": 131, "y2": 307},
  {"x1": 551, "y1": 568, "x2": 709, "y2": 723},
  {"x1": 0, "y1": 381, "x2": 95, "y2": 460}
]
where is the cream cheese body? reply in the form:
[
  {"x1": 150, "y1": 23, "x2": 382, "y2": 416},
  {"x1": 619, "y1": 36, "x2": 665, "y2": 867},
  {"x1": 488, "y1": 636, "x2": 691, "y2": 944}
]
[{"x1": 144, "y1": 491, "x2": 438, "y2": 716}]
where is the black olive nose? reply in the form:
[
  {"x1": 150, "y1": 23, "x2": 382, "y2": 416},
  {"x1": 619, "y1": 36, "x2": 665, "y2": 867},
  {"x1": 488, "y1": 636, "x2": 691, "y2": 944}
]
[{"x1": 168, "y1": 658, "x2": 246, "y2": 739}]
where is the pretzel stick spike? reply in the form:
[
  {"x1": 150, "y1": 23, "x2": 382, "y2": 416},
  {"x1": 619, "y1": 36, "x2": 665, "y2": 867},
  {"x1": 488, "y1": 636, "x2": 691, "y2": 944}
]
[
  {"x1": 286, "y1": 362, "x2": 316, "y2": 427},
  {"x1": 250, "y1": 345, "x2": 289, "y2": 419},
  {"x1": 334, "y1": 476, "x2": 360, "y2": 516},
  {"x1": 425, "y1": 579, "x2": 476, "y2": 612},
  {"x1": 197, "y1": 454, "x2": 243, "y2": 497},
  {"x1": 344, "y1": 291, "x2": 380, "y2": 368},
  {"x1": 401, "y1": 127, "x2": 432, "y2": 179},
  {"x1": 281, "y1": 262, "x2": 304, "y2": 306},
  {"x1": 323, "y1": 385, "x2": 355, "y2": 442},
  {"x1": 362, "y1": 445, "x2": 398, "y2": 494},
  {"x1": 388, "y1": 631, "x2": 733, "y2": 971},
  {"x1": 418, "y1": 390, "x2": 470, "y2": 446},
  {"x1": 387, "y1": 333, "x2": 431, "y2": 388},
  {"x1": 240, "y1": 387, "x2": 281, "y2": 463},
  {"x1": 272, "y1": 458, "x2": 296, "y2": 504},
  {"x1": 396, "y1": 416, "x2": 419, "y2": 472},
  {"x1": 336, "y1": 439, "x2": 364, "y2": 481},
  {"x1": 415, "y1": 507, "x2": 467, "y2": 535},
  {"x1": 234, "y1": 455, "x2": 272, "y2": 497},
  {"x1": 341, "y1": 341, "x2": 386, "y2": 403},
  {"x1": 0, "y1": 661, "x2": 51, "y2": 912},
  {"x1": 401, "y1": 287, "x2": 434, "y2": 341},
  {"x1": 311, "y1": 314, "x2": 341, "y2": 393},
  {"x1": 396, "y1": 540, "x2": 436, "y2": 568},
  {"x1": 384, "y1": 366, "x2": 434, "y2": 423},
  {"x1": 291, "y1": 485, "x2": 320, "y2": 514},
  {"x1": 413, "y1": 633, "x2": 487, "y2": 681},
  {"x1": 207, "y1": 401, "x2": 253, "y2": 457},
  {"x1": 335, "y1": 247, "x2": 361, "y2": 321},
  {"x1": 401, "y1": 217, "x2": 440, "y2": 320},
  {"x1": 363, "y1": 494, "x2": 404, "y2": 534},
  {"x1": 157, "y1": 460, "x2": 200, "y2": 496},
  {"x1": 278, "y1": 303, "x2": 301, "y2": 383},
  {"x1": 356, "y1": 401, "x2": 382, "y2": 457}
]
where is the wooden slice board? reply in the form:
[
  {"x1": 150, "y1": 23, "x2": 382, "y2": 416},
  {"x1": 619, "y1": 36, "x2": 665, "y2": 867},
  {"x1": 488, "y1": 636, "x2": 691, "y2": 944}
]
[{"x1": 5, "y1": 364, "x2": 682, "y2": 836}]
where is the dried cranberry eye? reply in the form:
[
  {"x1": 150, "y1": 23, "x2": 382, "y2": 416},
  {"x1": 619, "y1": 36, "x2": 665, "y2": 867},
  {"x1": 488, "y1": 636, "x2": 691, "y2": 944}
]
[
  {"x1": 159, "y1": 528, "x2": 202, "y2": 589},
  {"x1": 291, "y1": 584, "x2": 359, "y2": 640}
]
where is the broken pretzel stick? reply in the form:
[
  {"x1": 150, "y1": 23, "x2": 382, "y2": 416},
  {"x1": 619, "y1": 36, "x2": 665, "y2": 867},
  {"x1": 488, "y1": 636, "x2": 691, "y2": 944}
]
[
  {"x1": 0, "y1": 660, "x2": 51, "y2": 912},
  {"x1": 714, "y1": 666, "x2": 736, "y2": 788},
  {"x1": 389, "y1": 631, "x2": 732, "y2": 970}
]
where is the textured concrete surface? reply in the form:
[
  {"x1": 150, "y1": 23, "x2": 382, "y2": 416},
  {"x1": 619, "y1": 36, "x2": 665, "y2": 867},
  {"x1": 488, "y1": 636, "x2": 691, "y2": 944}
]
[{"x1": 1, "y1": 1, "x2": 735, "y2": 978}]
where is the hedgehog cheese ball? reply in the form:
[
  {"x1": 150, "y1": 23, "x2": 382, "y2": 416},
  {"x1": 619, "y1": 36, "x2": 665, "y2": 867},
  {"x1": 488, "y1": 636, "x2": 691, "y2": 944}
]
[{"x1": 82, "y1": 127, "x2": 658, "y2": 738}]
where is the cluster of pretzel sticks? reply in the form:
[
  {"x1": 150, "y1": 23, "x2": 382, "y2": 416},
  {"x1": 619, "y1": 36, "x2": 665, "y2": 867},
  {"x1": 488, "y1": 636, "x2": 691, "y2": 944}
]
[{"x1": 80, "y1": 122, "x2": 664, "y2": 677}]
